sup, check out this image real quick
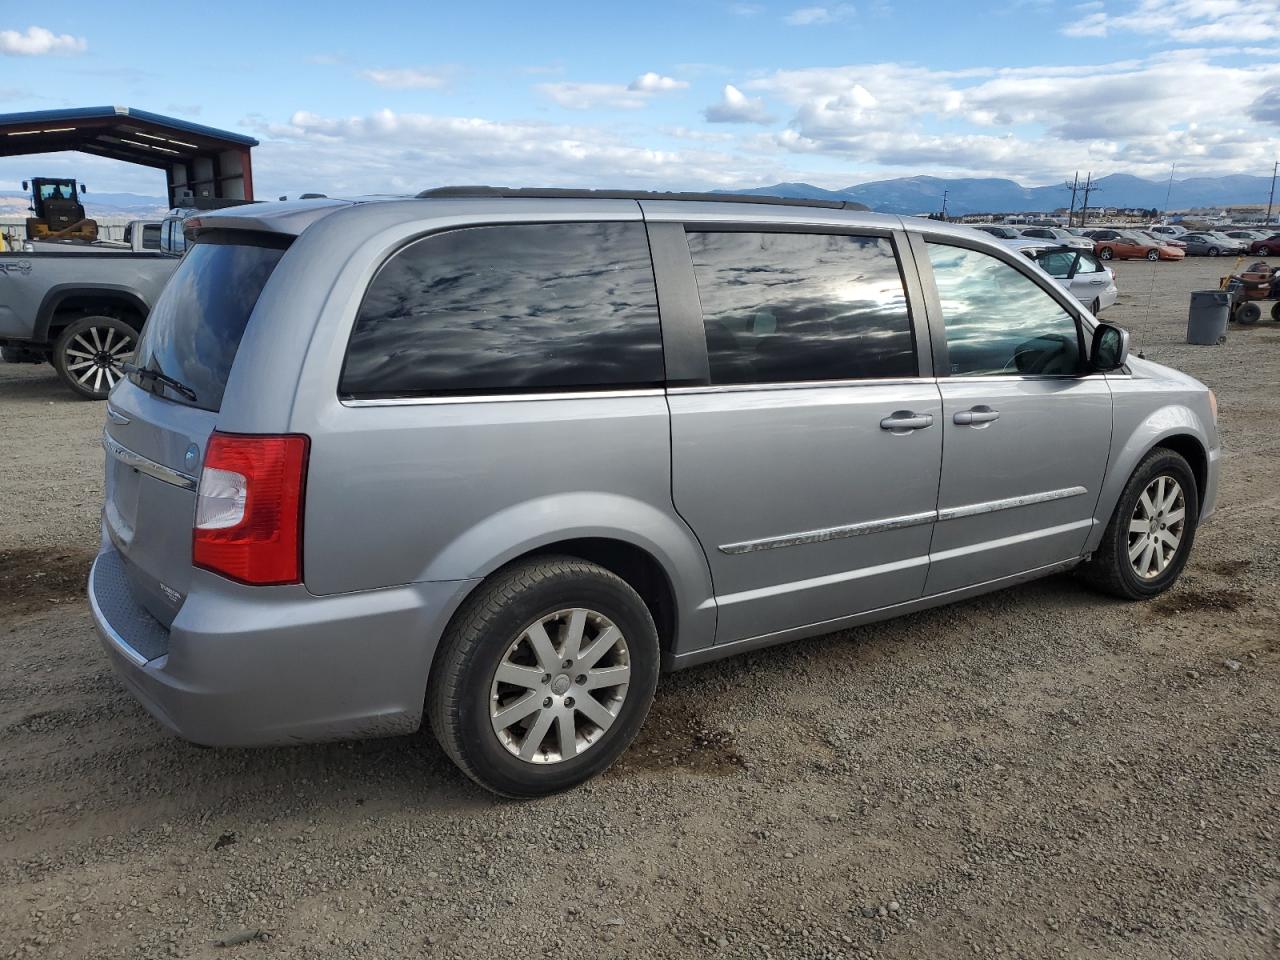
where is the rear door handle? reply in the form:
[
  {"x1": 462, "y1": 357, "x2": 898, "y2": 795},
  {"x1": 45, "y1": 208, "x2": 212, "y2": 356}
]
[
  {"x1": 880, "y1": 411, "x2": 934, "y2": 432},
  {"x1": 953, "y1": 407, "x2": 1000, "y2": 426}
]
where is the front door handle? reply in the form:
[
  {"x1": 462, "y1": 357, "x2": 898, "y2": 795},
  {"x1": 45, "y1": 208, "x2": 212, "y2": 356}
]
[
  {"x1": 953, "y1": 407, "x2": 1000, "y2": 426},
  {"x1": 880, "y1": 411, "x2": 934, "y2": 432}
]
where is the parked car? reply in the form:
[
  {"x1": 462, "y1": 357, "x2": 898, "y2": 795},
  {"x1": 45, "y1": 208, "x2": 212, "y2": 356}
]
[
  {"x1": 972, "y1": 224, "x2": 1022, "y2": 240},
  {"x1": 1247, "y1": 234, "x2": 1280, "y2": 256},
  {"x1": 1149, "y1": 224, "x2": 1187, "y2": 239},
  {"x1": 1018, "y1": 226, "x2": 1094, "y2": 250},
  {"x1": 1180, "y1": 232, "x2": 1246, "y2": 257},
  {"x1": 1031, "y1": 246, "x2": 1118, "y2": 314},
  {"x1": 89, "y1": 189, "x2": 1220, "y2": 797},
  {"x1": 1134, "y1": 230, "x2": 1187, "y2": 251},
  {"x1": 0, "y1": 215, "x2": 188, "y2": 397},
  {"x1": 1084, "y1": 228, "x2": 1184, "y2": 261},
  {"x1": 1224, "y1": 230, "x2": 1270, "y2": 243}
]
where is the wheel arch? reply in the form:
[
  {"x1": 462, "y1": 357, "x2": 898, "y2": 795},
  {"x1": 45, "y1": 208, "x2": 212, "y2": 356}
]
[
  {"x1": 421, "y1": 494, "x2": 718, "y2": 660},
  {"x1": 1086, "y1": 410, "x2": 1212, "y2": 555},
  {"x1": 36, "y1": 285, "x2": 151, "y2": 343}
]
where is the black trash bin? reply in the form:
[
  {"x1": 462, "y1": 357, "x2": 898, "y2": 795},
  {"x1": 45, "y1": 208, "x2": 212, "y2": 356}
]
[{"x1": 1186, "y1": 290, "x2": 1230, "y2": 345}]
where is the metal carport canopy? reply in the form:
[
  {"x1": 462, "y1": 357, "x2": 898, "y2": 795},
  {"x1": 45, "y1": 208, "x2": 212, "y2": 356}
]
[{"x1": 0, "y1": 105, "x2": 258, "y2": 204}]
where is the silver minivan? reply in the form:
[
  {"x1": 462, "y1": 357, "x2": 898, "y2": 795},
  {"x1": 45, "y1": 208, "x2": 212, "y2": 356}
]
[{"x1": 90, "y1": 189, "x2": 1220, "y2": 796}]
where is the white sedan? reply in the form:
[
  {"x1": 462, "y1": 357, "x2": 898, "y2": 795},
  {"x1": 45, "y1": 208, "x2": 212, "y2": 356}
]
[{"x1": 1023, "y1": 244, "x2": 1119, "y2": 315}]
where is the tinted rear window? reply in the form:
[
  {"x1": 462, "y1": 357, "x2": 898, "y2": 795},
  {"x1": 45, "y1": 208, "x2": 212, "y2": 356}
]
[
  {"x1": 339, "y1": 221, "x2": 663, "y2": 398},
  {"x1": 131, "y1": 235, "x2": 286, "y2": 411}
]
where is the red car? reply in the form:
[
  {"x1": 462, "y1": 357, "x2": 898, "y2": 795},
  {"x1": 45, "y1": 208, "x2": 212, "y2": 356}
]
[{"x1": 1247, "y1": 234, "x2": 1280, "y2": 256}]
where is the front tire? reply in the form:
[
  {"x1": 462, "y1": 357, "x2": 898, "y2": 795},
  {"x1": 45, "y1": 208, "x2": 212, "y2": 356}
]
[
  {"x1": 1099, "y1": 247, "x2": 1114, "y2": 261},
  {"x1": 1146, "y1": 248, "x2": 1160, "y2": 261},
  {"x1": 1081, "y1": 448, "x2": 1198, "y2": 600},
  {"x1": 1258, "y1": 245, "x2": 1272, "y2": 257},
  {"x1": 52, "y1": 315, "x2": 137, "y2": 400},
  {"x1": 428, "y1": 556, "x2": 660, "y2": 797},
  {"x1": 1208, "y1": 247, "x2": 1219, "y2": 257}
]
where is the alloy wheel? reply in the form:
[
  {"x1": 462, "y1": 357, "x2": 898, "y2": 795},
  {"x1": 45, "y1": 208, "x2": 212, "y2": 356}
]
[
  {"x1": 489, "y1": 608, "x2": 631, "y2": 764},
  {"x1": 1127, "y1": 475, "x2": 1185, "y2": 580},
  {"x1": 63, "y1": 324, "x2": 134, "y2": 394}
]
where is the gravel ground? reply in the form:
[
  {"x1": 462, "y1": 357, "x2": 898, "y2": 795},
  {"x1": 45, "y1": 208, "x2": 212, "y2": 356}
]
[{"x1": 1, "y1": 256, "x2": 1278, "y2": 960}]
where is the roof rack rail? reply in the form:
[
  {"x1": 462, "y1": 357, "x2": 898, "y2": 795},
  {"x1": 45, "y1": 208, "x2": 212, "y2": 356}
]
[{"x1": 414, "y1": 185, "x2": 869, "y2": 211}]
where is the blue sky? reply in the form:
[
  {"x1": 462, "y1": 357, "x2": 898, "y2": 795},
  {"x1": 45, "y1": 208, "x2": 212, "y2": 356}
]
[{"x1": 1, "y1": 1, "x2": 1277, "y2": 199}]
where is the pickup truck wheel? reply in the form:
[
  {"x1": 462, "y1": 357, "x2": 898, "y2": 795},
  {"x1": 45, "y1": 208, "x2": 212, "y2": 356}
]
[
  {"x1": 1080, "y1": 448, "x2": 1198, "y2": 600},
  {"x1": 52, "y1": 316, "x2": 136, "y2": 400},
  {"x1": 428, "y1": 556, "x2": 659, "y2": 797}
]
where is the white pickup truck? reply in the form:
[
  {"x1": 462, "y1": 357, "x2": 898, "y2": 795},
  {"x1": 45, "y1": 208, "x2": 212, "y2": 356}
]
[{"x1": 0, "y1": 214, "x2": 189, "y2": 398}]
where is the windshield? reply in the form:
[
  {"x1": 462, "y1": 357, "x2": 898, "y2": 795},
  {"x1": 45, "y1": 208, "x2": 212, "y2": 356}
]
[{"x1": 130, "y1": 234, "x2": 288, "y2": 411}]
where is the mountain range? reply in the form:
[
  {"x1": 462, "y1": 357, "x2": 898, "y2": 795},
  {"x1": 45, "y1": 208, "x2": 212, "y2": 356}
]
[
  {"x1": 723, "y1": 173, "x2": 1277, "y2": 216},
  {"x1": 2, "y1": 174, "x2": 1273, "y2": 219},
  {"x1": 0, "y1": 191, "x2": 169, "y2": 218}
]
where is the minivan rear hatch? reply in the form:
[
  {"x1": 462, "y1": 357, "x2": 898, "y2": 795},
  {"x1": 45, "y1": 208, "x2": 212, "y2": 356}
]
[{"x1": 103, "y1": 232, "x2": 289, "y2": 628}]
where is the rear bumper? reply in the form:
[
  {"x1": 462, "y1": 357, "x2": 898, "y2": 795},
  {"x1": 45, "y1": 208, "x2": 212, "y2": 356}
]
[{"x1": 89, "y1": 544, "x2": 479, "y2": 746}]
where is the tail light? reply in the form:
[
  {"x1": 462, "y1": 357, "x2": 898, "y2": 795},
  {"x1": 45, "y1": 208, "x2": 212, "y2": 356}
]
[{"x1": 193, "y1": 432, "x2": 309, "y2": 585}]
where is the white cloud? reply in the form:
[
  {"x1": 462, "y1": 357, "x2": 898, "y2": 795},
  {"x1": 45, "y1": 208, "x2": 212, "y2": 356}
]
[
  {"x1": 704, "y1": 84, "x2": 775, "y2": 124},
  {"x1": 628, "y1": 72, "x2": 689, "y2": 93},
  {"x1": 745, "y1": 54, "x2": 1280, "y2": 181},
  {"x1": 729, "y1": 3, "x2": 765, "y2": 15},
  {"x1": 539, "y1": 72, "x2": 688, "y2": 109},
  {"x1": 0, "y1": 25, "x2": 86, "y2": 56},
  {"x1": 784, "y1": 5, "x2": 855, "y2": 25},
  {"x1": 361, "y1": 67, "x2": 452, "y2": 89},
  {"x1": 243, "y1": 108, "x2": 764, "y2": 194},
  {"x1": 1060, "y1": 0, "x2": 1280, "y2": 42}
]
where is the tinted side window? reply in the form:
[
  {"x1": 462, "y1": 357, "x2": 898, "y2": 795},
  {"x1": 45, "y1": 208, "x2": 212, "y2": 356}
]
[
  {"x1": 341, "y1": 222, "x2": 663, "y2": 398},
  {"x1": 1076, "y1": 252, "x2": 1102, "y2": 274},
  {"x1": 687, "y1": 232, "x2": 916, "y2": 385},
  {"x1": 1038, "y1": 250, "x2": 1076, "y2": 277},
  {"x1": 926, "y1": 243, "x2": 1081, "y2": 377}
]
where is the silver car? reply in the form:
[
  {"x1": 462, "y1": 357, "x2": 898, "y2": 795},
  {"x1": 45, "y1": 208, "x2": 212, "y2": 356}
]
[
  {"x1": 89, "y1": 190, "x2": 1220, "y2": 796},
  {"x1": 1031, "y1": 247, "x2": 1119, "y2": 314},
  {"x1": 1018, "y1": 226, "x2": 1094, "y2": 251},
  {"x1": 1180, "y1": 232, "x2": 1246, "y2": 257}
]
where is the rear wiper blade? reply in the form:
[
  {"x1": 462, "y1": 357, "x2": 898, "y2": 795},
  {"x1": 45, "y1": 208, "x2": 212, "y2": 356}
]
[{"x1": 120, "y1": 362, "x2": 199, "y2": 403}]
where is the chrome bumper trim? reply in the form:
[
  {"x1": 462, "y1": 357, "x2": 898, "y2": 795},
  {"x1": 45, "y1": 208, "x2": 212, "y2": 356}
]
[{"x1": 102, "y1": 431, "x2": 198, "y2": 491}]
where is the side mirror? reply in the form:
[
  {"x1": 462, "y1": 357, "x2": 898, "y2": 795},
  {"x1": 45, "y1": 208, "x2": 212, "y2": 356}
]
[
  {"x1": 21, "y1": 180, "x2": 28, "y2": 190},
  {"x1": 1090, "y1": 322, "x2": 1129, "y2": 372},
  {"x1": 80, "y1": 184, "x2": 87, "y2": 193}
]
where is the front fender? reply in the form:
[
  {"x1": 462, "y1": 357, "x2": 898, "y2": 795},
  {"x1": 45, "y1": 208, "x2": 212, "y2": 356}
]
[
  {"x1": 420, "y1": 492, "x2": 717, "y2": 656},
  {"x1": 1085, "y1": 400, "x2": 1213, "y2": 553}
]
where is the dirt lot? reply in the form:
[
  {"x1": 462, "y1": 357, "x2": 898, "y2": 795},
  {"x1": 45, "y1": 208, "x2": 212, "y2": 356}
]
[{"x1": 1, "y1": 256, "x2": 1278, "y2": 960}]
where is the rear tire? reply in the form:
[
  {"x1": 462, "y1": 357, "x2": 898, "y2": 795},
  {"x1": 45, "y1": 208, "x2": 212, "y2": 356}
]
[
  {"x1": 1258, "y1": 246, "x2": 1272, "y2": 257},
  {"x1": 427, "y1": 556, "x2": 660, "y2": 797},
  {"x1": 1081, "y1": 448, "x2": 1198, "y2": 600},
  {"x1": 1090, "y1": 298, "x2": 1101, "y2": 315},
  {"x1": 52, "y1": 315, "x2": 137, "y2": 400},
  {"x1": 1271, "y1": 302, "x2": 1280, "y2": 322},
  {"x1": 1237, "y1": 302, "x2": 1261, "y2": 324}
]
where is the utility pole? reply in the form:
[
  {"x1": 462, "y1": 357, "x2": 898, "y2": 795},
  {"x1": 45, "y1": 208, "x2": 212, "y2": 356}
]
[
  {"x1": 1079, "y1": 172, "x2": 1098, "y2": 228},
  {"x1": 1066, "y1": 171, "x2": 1080, "y2": 226},
  {"x1": 1266, "y1": 161, "x2": 1278, "y2": 227},
  {"x1": 940, "y1": 189, "x2": 949, "y2": 221}
]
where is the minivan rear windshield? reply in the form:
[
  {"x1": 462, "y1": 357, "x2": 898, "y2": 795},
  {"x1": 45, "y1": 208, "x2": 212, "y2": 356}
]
[{"x1": 130, "y1": 231, "x2": 289, "y2": 411}]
